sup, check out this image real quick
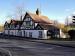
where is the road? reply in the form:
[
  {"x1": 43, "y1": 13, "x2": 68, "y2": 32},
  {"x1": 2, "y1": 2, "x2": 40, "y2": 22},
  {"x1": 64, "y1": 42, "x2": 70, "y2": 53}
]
[{"x1": 0, "y1": 39, "x2": 75, "y2": 56}]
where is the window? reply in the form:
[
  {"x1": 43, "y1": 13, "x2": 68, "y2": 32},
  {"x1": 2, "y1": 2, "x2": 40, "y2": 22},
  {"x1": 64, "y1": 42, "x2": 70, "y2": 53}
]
[
  {"x1": 16, "y1": 25, "x2": 19, "y2": 29},
  {"x1": 25, "y1": 32, "x2": 27, "y2": 37},
  {"x1": 24, "y1": 31, "x2": 25, "y2": 37},
  {"x1": 5, "y1": 25, "x2": 8, "y2": 29},
  {"x1": 38, "y1": 31, "x2": 42, "y2": 38},
  {"x1": 12, "y1": 25, "x2": 15, "y2": 29},
  {"x1": 8, "y1": 30, "x2": 10, "y2": 35},
  {"x1": 28, "y1": 18, "x2": 31, "y2": 21},
  {"x1": 10, "y1": 25, "x2": 12, "y2": 29},
  {"x1": 18, "y1": 31, "x2": 22, "y2": 36},
  {"x1": 25, "y1": 21, "x2": 33, "y2": 29},
  {"x1": 25, "y1": 17, "x2": 31, "y2": 21},
  {"x1": 20, "y1": 31, "x2": 22, "y2": 36},
  {"x1": 29, "y1": 32, "x2": 32, "y2": 38},
  {"x1": 26, "y1": 21, "x2": 31, "y2": 26},
  {"x1": 30, "y1": 21, "x2": 33, "y2": 25},
  {"x1": 11, "y1": 31, "x2": 14, "y2": 35}
]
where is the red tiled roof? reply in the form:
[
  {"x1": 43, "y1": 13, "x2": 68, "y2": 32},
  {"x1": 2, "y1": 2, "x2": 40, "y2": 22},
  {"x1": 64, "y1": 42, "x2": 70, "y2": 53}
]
[
  {"x1": 9, "y1": 19, "x2": 22, "y2": 25},
  {"x1": 38, "y1": 23, "x2": 59, "y2": 30},
  {"x1": 27, "y1": 13, "x2": 54, "y2": 24},
  {"x1": 10, "y1": 20, "x2": 16, "y2": 24}
]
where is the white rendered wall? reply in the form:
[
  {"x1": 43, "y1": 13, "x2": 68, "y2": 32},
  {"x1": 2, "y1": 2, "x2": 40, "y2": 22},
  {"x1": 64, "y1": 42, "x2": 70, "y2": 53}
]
[
  {"x1": 21, "y1": 30, "x2": 48, "y2": 39},
  {"x1": 4, "y1": 29, "x2": 48, "y2": 39},
  {"x1": 4, "y1": 30, "x2": 8, "y2": 34},
  {"x1": 9, "y1": 30, "x2": 15, "y2": 35},
  {"x1": 43, "y1": 30, "x2": 48, "y2": 39}
]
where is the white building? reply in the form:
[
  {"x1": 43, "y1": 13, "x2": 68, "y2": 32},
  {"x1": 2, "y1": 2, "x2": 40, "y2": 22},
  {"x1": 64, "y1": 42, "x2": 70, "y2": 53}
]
[
  {"x1": 66, "y1": 14, "x2": 75, "y2": 26},
  {"x1": 4, "y1": 9, "x2": 60, "y2": 39}
]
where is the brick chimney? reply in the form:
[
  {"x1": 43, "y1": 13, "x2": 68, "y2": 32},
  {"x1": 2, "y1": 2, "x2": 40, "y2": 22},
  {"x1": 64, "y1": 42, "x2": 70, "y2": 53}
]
[{"x1": 36, "y1": 8, "x2": 40, "y2": 15}]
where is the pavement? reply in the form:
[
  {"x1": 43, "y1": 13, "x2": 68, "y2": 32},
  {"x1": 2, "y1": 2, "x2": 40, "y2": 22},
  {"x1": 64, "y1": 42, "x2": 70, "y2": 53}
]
[
  {"x1": 0, "y1": 48, "x2": 11, "y2": 56},
  {"x1": 25, "y1": 39, "x2": 75, "y2": 48},
  {"x1": 0, "y1": 34, "x2": 75, "y2": 48},
  {"x1": 0, "y1": 39, "x2": 75, "y2": 56}
]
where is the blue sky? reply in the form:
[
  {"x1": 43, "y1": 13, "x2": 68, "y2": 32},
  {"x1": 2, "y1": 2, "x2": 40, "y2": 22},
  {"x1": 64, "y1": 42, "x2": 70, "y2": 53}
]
[{"x1": 0, "y1": 0, "x2": 75, "y2": 25}]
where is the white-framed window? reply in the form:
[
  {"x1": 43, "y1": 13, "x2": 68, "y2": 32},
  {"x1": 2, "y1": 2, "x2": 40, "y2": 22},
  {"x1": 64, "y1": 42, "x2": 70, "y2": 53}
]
[
  {"x1": 38, "y1": 31, "x2": 42, "y2": 38},
  {"x1": 25, "y1": 32, "x2": 27, "y2": 37},
  {"x1": 24, "y1": 31, "x2": 25, "y2": 37},
  {"x1": 24, "y1": 17, "x2": 31, "y2": 21},
  {"x1": 29, "y1": 32, "x2": 32, "y2": 38}
]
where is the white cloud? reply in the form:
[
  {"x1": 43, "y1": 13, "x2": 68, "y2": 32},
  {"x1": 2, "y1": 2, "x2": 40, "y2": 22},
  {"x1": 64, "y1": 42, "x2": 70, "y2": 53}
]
[
  {"x1": 65, "y1": 8, "x2": 74, "y2": 12},
  {"x1": 53, "y1": 16, "x2": 65, "y2": 24},
  {"x1": 65, "y1": 9, "x2": 71, "y2": 12},
  {"x1": 72, "y1": 12, "x2": 75, "y2": 15},
  {"x1": 68, "y1": 16, "x2": 72, "y2": 18}
]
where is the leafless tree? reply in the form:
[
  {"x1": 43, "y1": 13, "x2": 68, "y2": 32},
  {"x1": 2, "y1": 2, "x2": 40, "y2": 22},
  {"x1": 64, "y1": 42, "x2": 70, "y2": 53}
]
[
  {"x1": 65, "y1": 17, "x2": 69, "y2": 26},
  {"x1": 15, "y1": 4, "x2": 25, "y2": 21}
]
